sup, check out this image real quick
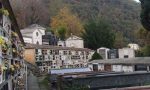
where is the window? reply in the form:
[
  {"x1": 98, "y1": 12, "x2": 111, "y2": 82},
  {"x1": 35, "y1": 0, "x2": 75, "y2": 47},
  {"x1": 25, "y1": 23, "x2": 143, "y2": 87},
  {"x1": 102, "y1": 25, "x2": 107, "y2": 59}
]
[
  {"x1": 36, "y1": 32, "x2": 39, "y2": 36},
  {"x1": 124, "y1": 55, "x2": 129, "y2": 58}
]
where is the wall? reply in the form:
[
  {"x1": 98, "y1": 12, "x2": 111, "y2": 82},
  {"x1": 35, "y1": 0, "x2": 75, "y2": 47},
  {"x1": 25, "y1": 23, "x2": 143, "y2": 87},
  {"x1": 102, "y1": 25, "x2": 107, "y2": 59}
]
[
  {"x1": 32, "y1": 29, "x2": 43, "y2": 45},
  {"x1": 24, "y1": 49, "x2": 36, "y2": 65},
  {"x1": 23, "y1": 37, "x2": 32, "y2": 43},
  {"x1": 66, "y1": 39, "x2": 84, "y2": 48},
  {"x1": 112, "y1": 65, "x2": 122, "y2": 72},
  {"x1": 122, "y1": 65, "x2": 134, "y2": 72},
  {"x1": 119, "y1": 48, "x2": 135, "y2": 58}
]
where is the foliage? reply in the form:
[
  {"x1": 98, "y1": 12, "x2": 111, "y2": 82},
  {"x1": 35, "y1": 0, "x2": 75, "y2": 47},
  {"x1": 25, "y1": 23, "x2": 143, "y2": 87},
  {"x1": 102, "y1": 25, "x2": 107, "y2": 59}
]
[
  {"x1": 90, "y1": 52, "x2": 103, "y2": 61},
  {"x1": 136, "y1": 28, "x2": 150, "y2": 46},
  {"x1": 141, "y1": 45, "x2": 150, "y2": 56},
  {"x1": 114, "y1": 32, "x2": 127, "y2": 49},
  {"x1": 57, "y1": 26, "x2": 66, "y2": 40},
  {"x1": 50, "y1": 7, "x2": 84, "y2": 39},
  {"x1": 140, "y1": 0, "x2": 150, "y2": 31},
  {"x1": 82, "y1": 19, "x2": 115, "y2": 50},
  {"x1": 0, "y1": 8, "x2": 9, "y2": 16},
  {"x1": 0, "y1": 36, "x2": 5, "y2": 45},
  {"x1": 135, "y1": 50, "x2": 144, "y2": 57},
  {"x1": 11, "y1": 0, "x2": 141, "y2": 42}
]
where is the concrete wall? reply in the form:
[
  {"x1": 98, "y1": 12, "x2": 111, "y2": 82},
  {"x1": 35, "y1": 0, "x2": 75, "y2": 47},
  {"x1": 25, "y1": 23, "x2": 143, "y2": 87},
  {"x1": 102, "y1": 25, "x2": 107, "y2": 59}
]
[
  {"x1": 119, "y1": 48, "x2": 135, "y2": 58},
  {"x1": 66, "y1": 39, "x2": 84, "y2": 48},
  {"x1": 23, "y1": 37, "x2": 32, "y2": 43},
  {"x1": 32, "y1": 29, "x2": 43, "y2": 45}
]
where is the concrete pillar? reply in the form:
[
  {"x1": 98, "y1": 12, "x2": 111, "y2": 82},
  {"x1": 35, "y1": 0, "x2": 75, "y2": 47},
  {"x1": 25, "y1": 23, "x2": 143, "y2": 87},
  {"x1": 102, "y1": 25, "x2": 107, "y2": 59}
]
[{"x1": 147, "y1": 66, "x2": 150, "y2": 72}]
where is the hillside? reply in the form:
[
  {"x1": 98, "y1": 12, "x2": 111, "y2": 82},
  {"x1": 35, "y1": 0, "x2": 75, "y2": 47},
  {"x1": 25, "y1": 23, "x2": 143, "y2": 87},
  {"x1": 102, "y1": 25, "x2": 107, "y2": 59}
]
[{"x1": 10, "y1": 0, "x2": 141, "y2": 42}]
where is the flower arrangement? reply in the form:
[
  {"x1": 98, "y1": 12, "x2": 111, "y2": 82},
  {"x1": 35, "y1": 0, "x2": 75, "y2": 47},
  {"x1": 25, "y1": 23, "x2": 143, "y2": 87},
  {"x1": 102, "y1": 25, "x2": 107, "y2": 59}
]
[
  {"x1": 10, "y1": 65, "x2": 15, "y2": 75},
  {"x1": 12, "y1": 48, "x2": 16, "y2": 53},
  {"x1": 0, "y1": 8, "x2": 9, "y2": 16},
  {"x1": 0, "y1": 36, "x2": 4, "y2": 45},
  {"x1": 1, "y1": 66, "x2": 7, "y2": 72},
  {"x1": 2, "y1": 43, "x2": 8, "y2": 54}
]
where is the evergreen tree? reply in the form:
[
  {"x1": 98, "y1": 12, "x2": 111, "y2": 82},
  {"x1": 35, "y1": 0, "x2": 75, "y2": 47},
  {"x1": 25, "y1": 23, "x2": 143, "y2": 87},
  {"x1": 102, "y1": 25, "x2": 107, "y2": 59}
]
[
  {"x1": 82, "y1": 19, "x2": 115, "y2": 50},
  {"x1": 90, "y1": 52, "x2": 103, "y2": 61},
  {"x1": 140, "y1": 0, "x2": 150, "y2": 31}
]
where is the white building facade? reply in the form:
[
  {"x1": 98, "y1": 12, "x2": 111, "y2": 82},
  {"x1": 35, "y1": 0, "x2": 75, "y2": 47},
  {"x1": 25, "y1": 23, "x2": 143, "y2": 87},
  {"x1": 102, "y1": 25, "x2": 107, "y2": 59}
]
[
  {"x1": 119, "y1": 48, "x2": 135, "y2": 58},
  {"x1": 21, "y1": 24, "x2": 46, "y2": 45}
]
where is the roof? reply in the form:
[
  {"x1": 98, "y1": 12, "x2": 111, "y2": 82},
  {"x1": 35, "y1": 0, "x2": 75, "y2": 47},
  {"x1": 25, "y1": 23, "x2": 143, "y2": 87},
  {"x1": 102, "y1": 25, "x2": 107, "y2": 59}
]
[
  {"x1": 1, "y1": 0, "x2": 25, "y2": 45},
  {"x1": 66, "y1": 35, "x2": 83, "y2": 41},
  {"x1": 89, "y1": 57, "x2": 150, "y2": 65},
  {"x1": 21, "y1": 24, "x2": 46, "y2": 34},
  {"x1": 50, "y1": 68, "x2": 92, "y2": 75},
  {"x1": 25, "y1": 44, "x2": 93, "y2": 51}
]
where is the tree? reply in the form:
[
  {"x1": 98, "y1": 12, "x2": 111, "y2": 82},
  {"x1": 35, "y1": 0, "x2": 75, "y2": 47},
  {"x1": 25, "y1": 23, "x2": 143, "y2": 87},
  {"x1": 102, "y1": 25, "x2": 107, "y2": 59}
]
[
  {"x1": 142, "y1": 45, "x2": 150, "y2": 56},
  {"x1": 140, "y1": 0, "x2": 150, "y2": 31},
  {"x1": 136, "y1": 28, "x2": 150, "y2": 46},
  {"x1": 50, "y1": 7, "x2": 84, "y2": 39},
  {"x1": 114, "y1": 32, "x2": 127, "y2": 49},
  {"x1": 10, "y1": 0, "x2": 49, "y2": 28},
  {"x1": 90, "y1": 52, "x2": 103, "y2": 61},
  {"x1": 82, "y1": 19, "x2": 115, "y2": 50}
]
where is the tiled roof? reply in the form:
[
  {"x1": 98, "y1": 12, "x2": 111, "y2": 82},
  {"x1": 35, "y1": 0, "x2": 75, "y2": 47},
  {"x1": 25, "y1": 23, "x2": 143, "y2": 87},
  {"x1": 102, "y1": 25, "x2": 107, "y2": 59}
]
[
  {"x1": 25, "y1": 44, "x2": 94, "y2": 51},
  {"x1": 89, "y1": 57, "x2": 150, "y2": 65}
]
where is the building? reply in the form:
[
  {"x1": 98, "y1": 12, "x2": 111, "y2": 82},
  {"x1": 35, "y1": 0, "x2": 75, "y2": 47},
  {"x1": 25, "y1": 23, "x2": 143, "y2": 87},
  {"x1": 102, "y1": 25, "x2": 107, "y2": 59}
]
[
  {"x1": 88, "y1": 57, "x2": 150, "y2": 72},
  {"x1": 65, "y1": 35, "x2": 84, "y2": 48},
  {"x1": 42, "y1": 32, "x2": 58, "y2": 45},
  {"x1": 57, "y1": 35, "x2": 84, "y2": 48},
  {"x1": 97, "y1": 47, "x2": 110, "y2": 59},
  {"x1": 108, "y1": 49, "x2": 119, "y2": 59},
  {"x1": 24, "y1": 44, "x2": 94, "y2": 73},
  {"x1": 21, "y1": 24, "x2": 46, "y2": 45},
  {"x1": 0, "y1": 0, "x2": 26, "y2": 90},
  {"x1": 128, "y1": 43, "x2": 140, "y2": 50},
  {"x1": 118, "y1": 48, "x2": 135, "y2": 58}
]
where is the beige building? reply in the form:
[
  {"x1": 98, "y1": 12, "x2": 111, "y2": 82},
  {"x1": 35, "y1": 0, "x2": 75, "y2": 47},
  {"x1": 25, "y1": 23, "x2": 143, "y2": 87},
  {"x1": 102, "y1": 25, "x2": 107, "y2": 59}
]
[
  {"x1": 119, "y1": 48, "x2": 135, "y2": 58},
  {"x1": 24, "y1": 44, "x2": 94, "y2": 73},
  {"x1": 57, "y1": 35, "x2": 84, "y2": 48}
]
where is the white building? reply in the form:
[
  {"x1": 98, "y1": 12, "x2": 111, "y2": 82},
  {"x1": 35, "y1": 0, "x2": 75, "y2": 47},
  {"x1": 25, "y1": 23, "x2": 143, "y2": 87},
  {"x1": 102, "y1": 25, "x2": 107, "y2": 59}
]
[
  {"x1": 57, "y1": 35, "x2": 84, "y2": 48},
  {"x1": 66, "y1": 35, "x2": 84, "y2": 48},
  {"x1": 97, "y1": 47, "x2": 110, "y2": 59},
  {"x1": 128, "y1": 43, "x2": 140, "y2": 50},
  {"x1": 21, "y1": 24, "x2": 46, "y2": 45},
  {"x1": 118, "y1": 48, "x2": 135, "y2": 59}
]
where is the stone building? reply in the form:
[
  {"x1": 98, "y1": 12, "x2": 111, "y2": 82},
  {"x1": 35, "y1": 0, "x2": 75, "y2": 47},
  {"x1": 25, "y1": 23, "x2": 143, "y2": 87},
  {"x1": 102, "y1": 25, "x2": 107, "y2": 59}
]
[
  {"x1": 57, "y1": 35, "x2": 84, "y2": 48},
  {"x1": 24, "y1": 44, "x2": 94, "y2": 73},
  {"x1": 118, "y1": 48, "x2": 135, "y2": 58},
  {"x1": 0, "y1": 0, "x2": 26, "y2": 90},
  {"x1": 21, "y1": 24, "x2": 46, "y2": 45}
]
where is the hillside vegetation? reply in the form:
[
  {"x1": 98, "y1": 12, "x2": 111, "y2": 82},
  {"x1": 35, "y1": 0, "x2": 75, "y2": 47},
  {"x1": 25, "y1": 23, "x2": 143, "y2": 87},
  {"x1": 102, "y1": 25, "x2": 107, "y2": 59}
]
[{"x1": 10, "y1": 0, "x2": 141, "y2": 42}]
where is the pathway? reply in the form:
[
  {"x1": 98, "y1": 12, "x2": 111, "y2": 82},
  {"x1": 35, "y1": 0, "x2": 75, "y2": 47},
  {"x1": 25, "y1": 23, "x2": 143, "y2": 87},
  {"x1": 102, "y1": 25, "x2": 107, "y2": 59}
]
[{"x1": 28, "y1": 72, "x2": 40, "y2": 90}]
